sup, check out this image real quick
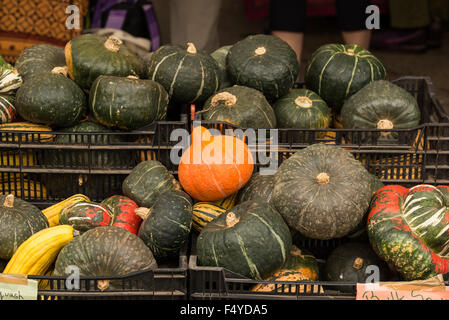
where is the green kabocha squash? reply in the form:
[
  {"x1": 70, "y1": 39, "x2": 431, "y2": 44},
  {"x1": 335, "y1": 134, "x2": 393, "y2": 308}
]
[
  {"x1": 122, "y1": 160, "x2": 181, "y2": 208},
  {"x1": 15, "y1": 67, "x2": 87, "y2": 128},
  {"x1": 0, "y1": 55, "x2": 22, "y2": 94},
  {"x1": 65, "y1": 34, "x2": 146, "y2": 90},
  {"x1": 0, "y1": 194, "x2": 49, "y2": 259},
  {"x1": 273, "y1": 88, "x2": 330, "y2": 129},
  {"x1": 211, "y1": 45, "x2": 232, "y2": 89},
  {"x1": 305, "y1": 44, "x2": 387, "y2": 111},
  {"x1": 89, "y1": 75, "x2": 169, "y2": 131},
  {"x1": 341, "y1": 80, "x2": 421, "y2": 140},
  {"x1": 15, "y1": 44, "x2": 66, "y2": 82},
  {"x1": 147, "y1": 42, "x2": 220, "y2": 105},
  {"x1": 237, "y1": 172, "x2": 275, "y2": 205},
  {"x1": 59, "y1": 201, "x2": 113, "y2": 233},
  {"x1": 137, "y1": 190, "x2": 192, "y2": 259},
  {"x1": 272, "y1": 144, "x2": 373, "y2": 240},
  {"x1": 0, "y1": 94, "x2": 16, "y2": 124},
  {"x1": 197, "y1": 200, "x2": 292, "y2": 280},
  {"x1": 324, "y1": 242, "x2": 391, "y2": 293},
  {"x1": 201, "y1": 85, "x2": 276, "y2": 128},
  {"x1": 53, "y1": 226, "x2": 158, "y2": 288},
  {"x1": 226, "y1": 34, "x2": 299, "y2": 102},
  {"x1": 367, "y1": 184, "x2": 449, "y2": 280}
]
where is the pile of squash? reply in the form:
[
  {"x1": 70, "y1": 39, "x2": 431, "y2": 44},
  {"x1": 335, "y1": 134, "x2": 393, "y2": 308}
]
[{"x1": 0, "y1": 31, "x2": 446, "y2": 296}]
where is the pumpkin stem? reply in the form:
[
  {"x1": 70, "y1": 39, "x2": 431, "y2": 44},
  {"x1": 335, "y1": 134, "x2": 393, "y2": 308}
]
[
  {"x1": 316, "y1": 172, "x2": 330, "y2": 185},
  {"x1": 254, "y1": 47, "x2": 266, "y2": 56},
  {"x1": 3, "y1": 194, "x2": 14, "y2": 208},
  {"x1": 104, "y1": 36, "x2": 123, "y2": 52},
  {"x1": 295, "y1": 96, "x2": 313, "y2": 109},
  {"x1": 226, "y1": 212, "x2": 239, "y2": 228},
  {"x1": 377, "y1": 119, "x2": 394, "y2": 136},
  {"x1": 211, "y1": 92, "x2": 237, "y2": 107},
  {"x1": 290, "y1": 245, "x2": 302, "y2": 257},
  {"x1": 353, "y1": 257, "x2": 364, "y2": 270},
  {"x1": 51, "y1": 66, "x2": 68, "y2": 77},
  {"x1": 135, "y1": 207, "x2": 152, "y2": 220},
  {"x1": 187, "y1": 42, "x2": 197, "y2": 54},
  {"x1": 97, "y1": 280, "x2": 110, "y2": 291},
  {"x1": 126, "y1": 75, "x2": 139, "y2": 80}
]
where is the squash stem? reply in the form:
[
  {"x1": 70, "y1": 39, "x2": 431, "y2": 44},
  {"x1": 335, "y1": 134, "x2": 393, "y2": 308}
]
[
  {"x1": 3, "y1": 194, "x2": 14, "y2": 208},
  {"x1": 226, "y1": 212, "x2": 239, "y2": 228},
  {"x1": 316, "y1": 172, "x2": 330, "y2": 185},
  {"x1": 104, "y1": 36, "x2": 123, "y2": 52},
  {"x1": 353, "y1": 257, "x2": 364, "y2": 270},
  {"x1": 135, "y1": 207, "x2": 152, "y2": 220},
  {"x1": 187, "y1": 42, "x2": 197, "y2": 54}
]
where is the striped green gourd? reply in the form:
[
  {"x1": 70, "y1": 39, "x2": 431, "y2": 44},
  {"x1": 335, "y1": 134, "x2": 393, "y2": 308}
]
[
  {"x1": 305, "y1": 44, "x2": 387, "y2": 111},
  {"x1": 0, "y1": 55, "x2": 22, "y2": 94},
  {"x1": 0, "y1": 95, "x2": 16, "y2": 124},
  {"x1": 367, "y1": 184, "x2": 449, "y2": 280},
  {"x1": 89, "y1": 75, "x2": 169, "y2": 131},
  {"x1": 147, "y1": 42, "x2": 220, "y2": 105},
  {"x1": 192, "y1": 202, "x2": 227, "y2": 232},
  {"x1": 197, "y1": 200, "x2": 292, "y2": 280}
]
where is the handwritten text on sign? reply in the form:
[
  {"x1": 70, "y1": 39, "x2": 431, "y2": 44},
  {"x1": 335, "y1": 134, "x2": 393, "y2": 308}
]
[
  {"x1": 357, "y1": 281, "x2": 449, "y2": 300},
  {"x1": 0, "y1": 275, "x2": 38, "y2": 300}
]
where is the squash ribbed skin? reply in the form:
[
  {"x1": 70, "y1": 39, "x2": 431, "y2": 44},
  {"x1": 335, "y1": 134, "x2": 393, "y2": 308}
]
[
  {"x1": 3, "y1": 225, "x2": 75, "y2": 276},
  {"x1": 237, "y1": 172, "x2": 275, "y2": 205},
  {"x1": 147, "y1": 43, "x2": 220, "y2": 105},
  {"x1": 15, "y1": 73, "x2": 87, "y2": 128},
  {"x1": 89, "y1": 75, "x2": 169, "y2": 131},
  {"x1": 341, "y1": 80, "x2": 421, "y2": 139},
  {"x1": 0, "y1": 122, "x2": 54, "y2": 142},
  {"x1": 138, "y1": 190, "x2": 192, "y2": 259},
  {"x1": 0, "y1": 178, "x2": 47, "y2": 199},
  {"x1": 59, "y1": 201, "x2": 113, "y2": 233},
  {"x1": 368, "y1": 185, "x2": 449, "y2": 280},
  {"x1": 66, "y1": 34, "x2": 146, "y2": 90},
  {"x1": 272, "y1": 144, "x2": 373, "y2": 240},
  {"x1": 211, "y1": 192, "x2": 237, "y2": 210},
  {"x1": 0, "y1": 195, "x2": 49, "y2": 259},
  {"x1": 122, "y1": 160, "x2": 181, "y2": 208},
  {"x1": 15, "y1": 44, "x2": 66, "y2": 82},
  {"x1": 0, "y1": 94, "x2": 16, "y2": 124},
  {"x1": 192, "y1": 202, "x2": 227, "y2": 232},
  {"x1": 101, "y1": 195, "x2": 141, "y2": 235},
  {"x1": 197, "y1": 200, "x2": 292, "y2": 280},
  {"x1": 201, "y1": 85, "x2": 277, "y2": 129},
  {"x1": 324, "y1": 242, "x2": 391, "y2": 292},
  {"x1": 211, "y1": 45, "x2": 232, "y2": 90},
  {"x1": 0, "y1": 56, "x2": 22, "y2": 94},
  {"x1": 273, "y1": 89, "x2": 331, "y2": 129},
  {"x1": 305, "y1": 44, "x2": 387, "y2": 111},
  {"x1": 54, "y1": 226, "x2": 158, "y2": 278},
  {"x1": 42, "y1": 194, "x2": 90, "y2": 227},
  {"x1": 227, "y1": 34, "x2": 299, "y2": 102}
]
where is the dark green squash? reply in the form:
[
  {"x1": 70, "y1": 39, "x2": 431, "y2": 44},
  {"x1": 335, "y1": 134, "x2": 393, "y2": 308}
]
[
  {"x1": 15, "y1": 68, "x2": 87, "y2": 128},
  {"x1": 59, "y1": 201, "x2": 113, "y2": 233},
  {"x1": 15, "y1": 44, "x2": 67, "y2": 82},
  {"x1": 197, "y1": 200, "x2": 292, "y2": 280},
  {"x1": 0, "y1": 258, "x2": 7, "y2": 272},
  {"x1": 89, "y1": 75, "x2": 169, "y2": 131},
  {"x1": 122, "y1": 160, "x2": 181, "y2": 208},
  {"x1": 201, "y1": 85, "x2": 276, "y2": 128},
  {"x1": 65, "y1": 34, "x2": 146, "y2": 90},
  {"x1": 0, "y1": 194, "x2": 49, "y2": 259},
  {"x1": 137, "y1": 190, "x2": 192, "y2": 259},
  {"x1": 53, "y1": 226, "x2": 158, "y2": 285},
  {"x1": 211, "y1": 45, "x2": 232, "y2": 90},
  {"x1": 324, "y1": 242, "x2": 391, "y2": 293},
  {"x1": 226, "y1": 34, "x2": 299, "y2": 102},
  {"x1": 237, "y1": 172, "x2": 275, "y2": 205},
  {"x1": 273, "y1": 88, "x2": 331, "y2": 129},
  {"x1": 305, "y1": 44, "x2": 387, "y2": 111},
  {"x1": 272, "y1": 144, "x2": 373, "y2": 240},
  {"x1": 147, "y1": 42, "x2": 220, "y2": 105},
  {"x1": 341, "y1": 80, "x2": 421, "y2": 140}
]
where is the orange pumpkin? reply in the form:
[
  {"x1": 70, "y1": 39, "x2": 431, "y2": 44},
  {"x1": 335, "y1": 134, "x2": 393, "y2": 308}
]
[{"x1": 178, "y1": 126, "x2": 254, "y2": 201}]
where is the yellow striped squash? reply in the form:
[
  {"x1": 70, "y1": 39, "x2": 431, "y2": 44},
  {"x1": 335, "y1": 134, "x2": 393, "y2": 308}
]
[
  {"x1": 0, "y1": 122, "x2": 54, "y2": 142},
  {"x1": 3, "y1": 225, "x2": 77, "y2": 276},
  {"x1": 0, "y1": 178, "x2": 47, "y2": 198},
  {"x1": 211, "y1": 192, "x2": 237, "y2": 210},
  {"x1": 42, "y1": 194, "x2": 91, "y2": 227},
  {"x1": 192, "y1": 202, "x2": 227, "y2": 232}
]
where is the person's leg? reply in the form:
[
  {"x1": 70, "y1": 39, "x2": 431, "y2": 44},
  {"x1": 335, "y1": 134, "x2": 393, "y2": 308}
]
[
  {"x1": 335, "y1": 0, "x2": 372, "y2": 49},
  {"x1": 169, "y1": 0, "x2": 222, "y2": 52},
  {"x1": 269, "y1": 0, "x2": 306, "y2": 65}
]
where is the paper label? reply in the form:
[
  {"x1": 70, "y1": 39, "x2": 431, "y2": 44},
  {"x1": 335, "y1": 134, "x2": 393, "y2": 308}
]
[{"x1": 0, "y1": 275, "x2": 38, "y2": 300}]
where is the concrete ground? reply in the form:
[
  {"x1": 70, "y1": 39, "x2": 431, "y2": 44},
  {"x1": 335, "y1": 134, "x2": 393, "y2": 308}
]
[{"x1": 152, "y1": 1, "x2": 449, "y2": 116}]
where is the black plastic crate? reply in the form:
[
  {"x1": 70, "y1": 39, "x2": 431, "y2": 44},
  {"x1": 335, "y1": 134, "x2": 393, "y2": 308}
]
[
  {"x1": 30, "y1": 242, "x2": 188, "y2": 300},
  {"x1": 0, "y1": 118, "x2": 188, "y2": 207}
]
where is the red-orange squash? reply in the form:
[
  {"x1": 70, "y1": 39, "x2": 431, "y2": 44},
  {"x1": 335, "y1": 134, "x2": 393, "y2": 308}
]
[{"x1": 178, "y1": 126, "x2": 254, "y2": 202}]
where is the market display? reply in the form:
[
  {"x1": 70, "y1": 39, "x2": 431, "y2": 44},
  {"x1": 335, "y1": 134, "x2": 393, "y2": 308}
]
[{"x1": 0, "y1": 28, "x2": 447, "y2": 301}]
